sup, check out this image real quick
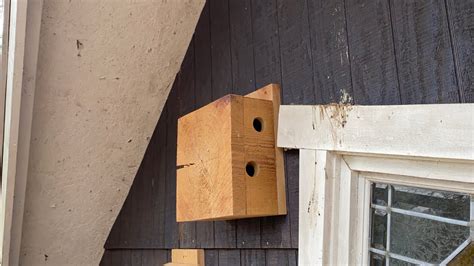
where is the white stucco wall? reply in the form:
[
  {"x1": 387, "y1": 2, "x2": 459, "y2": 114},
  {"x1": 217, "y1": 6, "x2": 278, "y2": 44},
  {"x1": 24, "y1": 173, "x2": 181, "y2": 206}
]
[{"x1": 18, "y1": 1, "x2": 204, "y2": 265}]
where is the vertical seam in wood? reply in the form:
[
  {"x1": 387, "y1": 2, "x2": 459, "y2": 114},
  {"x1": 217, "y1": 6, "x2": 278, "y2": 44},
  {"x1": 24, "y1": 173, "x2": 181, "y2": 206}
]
[
  {"x1": 227, "y1": 0, "x2": 235, "y2": 94},
  {"x1": 264, "y1": 249, "x2": 267, "y2": 266},
  {"x1": 274, "y1": 0, "x2": 291, "y2": 248},
  {"x1": 213, "y1": 218, "x2": 216, "y2": 248},
  {"x1": 275, "y1": 0, "x2": 284, "y2": 93},
  {"x1": 191, "y1": 39, "x2": 198, "y2": 246},
  {"x1": 162, "y1": 109, "x2": 168, "y2": 247},
  {"x1": 283, "y1": 153, "x2": 292, "y2": 248},
  {"x1": 304, "y1": 0, "x2": 318, "y2": 102},
  {"x1": 248, "y1": 0, "x2": 261, "y2": 245},
  {"x1": 165, "y1": 99, "x2": 173, "y2": 248},
  {"x1": 249, "y1": 0, "x2": 257, "y2": 90},
  {"x1": 207, "y1": 0, "x2": 216, "y2": 247},
  {"x1": 239, "y1": 250, "x2": 242, "y2": 266},
  {"x1": 227, "y1": 0, "x2": 238, "y2": 247},
  {"x1": 208, "y1": 0, "x2": 214, "y2": 101},
  {"x1": 192, "y1": 37, "x2": 197, "y2": 110},
  {"x1": 387, "y1": 0, "x2": 403, "y2": 104},
  {"x1": 342, "y1": 0, "x2": 356, "y2": 103},
  {"x1": 443, "y1": 0, "x2": 463, "y2": 103}
]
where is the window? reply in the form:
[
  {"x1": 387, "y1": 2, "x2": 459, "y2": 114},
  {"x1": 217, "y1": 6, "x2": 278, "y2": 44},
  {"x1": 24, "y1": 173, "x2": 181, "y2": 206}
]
[
  {"x1": 277, "y1": 104, "x2": 474, "y2": 265},
  {"x1": 369, "y1": 183, "x2": 471, "y2": 265}
]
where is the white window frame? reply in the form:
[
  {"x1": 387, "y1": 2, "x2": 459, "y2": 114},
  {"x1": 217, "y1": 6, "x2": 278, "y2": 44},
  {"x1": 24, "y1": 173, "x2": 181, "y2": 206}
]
[
  {"x1": 277, "y1": 104, "x2": 474, "y2": 265},
  {"x1": 0, "y1": 0, "x2": 42, "y2": 265}
]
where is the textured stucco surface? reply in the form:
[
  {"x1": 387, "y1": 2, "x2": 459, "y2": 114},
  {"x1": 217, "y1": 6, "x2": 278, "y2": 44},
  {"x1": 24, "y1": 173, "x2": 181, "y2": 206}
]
[{"x1": 18, "y1": 1, "x2": 204, "y2": 265}]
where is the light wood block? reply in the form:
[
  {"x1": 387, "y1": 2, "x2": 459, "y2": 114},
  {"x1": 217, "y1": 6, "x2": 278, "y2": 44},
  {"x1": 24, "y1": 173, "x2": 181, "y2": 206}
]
[
  {"x1": 164, "y1": 264, "x2": 198, "y2": 266},
  {"x1": 176, "y1": 84, "x2": 286, "y2": 221},
  {"x1": 172, "y1": 249, "x2": 205, "y2": 265}
]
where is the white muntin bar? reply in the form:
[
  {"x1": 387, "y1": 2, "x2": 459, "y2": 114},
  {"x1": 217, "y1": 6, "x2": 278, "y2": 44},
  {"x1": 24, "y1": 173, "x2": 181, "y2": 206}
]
[
  {"x1": 385, "y1": 185, "x2": 392, "y2": 266},
  {"x1": 371, "y1": 204, "x2": 470, "y2": 227},
  {"x1": 369, "y1": 247, "x2": 434, "y2": 265},
  {"x1": 440, "y1": 238, "x2": 471, "y2": 265},
  {"x1": 470, "y1": 196, "x2": 474, "y2": 241}
]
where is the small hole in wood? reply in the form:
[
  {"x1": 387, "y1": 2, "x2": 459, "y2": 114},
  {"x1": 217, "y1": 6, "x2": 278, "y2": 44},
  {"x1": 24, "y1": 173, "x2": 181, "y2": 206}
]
[
  {"x1": 246, "y1": 161, "x2": 258, "y2": 177},
  {"x1": 253, "y1": 118, "x2": 263, "y2": 132}
]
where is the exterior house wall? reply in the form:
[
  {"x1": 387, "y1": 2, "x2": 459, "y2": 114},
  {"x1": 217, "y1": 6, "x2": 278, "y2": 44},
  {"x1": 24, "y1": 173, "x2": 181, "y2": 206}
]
[
  {"x1": 102, "y1": 0, "x2": 473, "y2": 265},
  {"x1": 18, "y1": 1, "x2": 204, "y2": 265}
]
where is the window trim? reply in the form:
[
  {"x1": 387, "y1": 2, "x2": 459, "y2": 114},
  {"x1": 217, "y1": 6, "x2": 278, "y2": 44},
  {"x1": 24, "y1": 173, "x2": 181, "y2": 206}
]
[
  {"x1": 0, "y1": 0, "x2": 42, "y2": 265},
  {"x1": 277, "y1": 104, "x2": 474, "y2": 265}
]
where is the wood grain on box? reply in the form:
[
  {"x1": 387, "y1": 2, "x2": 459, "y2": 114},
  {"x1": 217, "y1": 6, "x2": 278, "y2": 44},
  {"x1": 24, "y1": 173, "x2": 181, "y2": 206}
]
[{"x1": 176, "y1": 85, "x2": 286, "y2": 222}]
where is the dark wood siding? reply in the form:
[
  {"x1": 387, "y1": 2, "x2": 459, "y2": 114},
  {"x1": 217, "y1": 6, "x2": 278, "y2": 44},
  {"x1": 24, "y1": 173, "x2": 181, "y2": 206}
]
[{"x1": 101, "y1": 0, "x2": 473, "y2": 264}]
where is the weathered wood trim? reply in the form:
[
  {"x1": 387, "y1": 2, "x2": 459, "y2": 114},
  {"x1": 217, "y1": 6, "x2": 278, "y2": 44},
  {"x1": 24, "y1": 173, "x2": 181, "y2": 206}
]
[
  {"x1": 298, "y1": 149, "x2": 320, "y2": 264},
  {"x1": 280, "y1": 104, "x2": 474, "y2": 265},
  {"x1": 0, "y1": 0, "x2": 11, "y2": 164},
  {"x1": 278, "y1": 104, "x2": 474, "y2": 160},
  {"x1": 1, "y1": 0, "x2": 42, "y2": 264},
  {"x1": 344, "y1": 154, "x2": 474, "y2": 185},
  {"x1": 298, "y1": 151, "x2": 473, "y2": 265}
]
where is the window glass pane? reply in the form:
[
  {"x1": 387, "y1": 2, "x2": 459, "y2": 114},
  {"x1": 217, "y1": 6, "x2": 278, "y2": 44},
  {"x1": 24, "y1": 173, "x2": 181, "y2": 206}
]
[
  {"x1": 370, "y1": 253, "x2": 385, "y2": 266},
  {"x1": 390, "y1": 212, "x2": 470, "y2": 264},
  {"x1": 389, "y1": 258, "x2": 416, "y2": 266},
  {"x1": 392, "y1": 185, "x2": 470, "y2": 221},
  {"x1": 372, "y1": 183, "x2": 388, "y2": 206},
  {"x1": 370, "y1": 208, "x2": 387, "y2": 250}
]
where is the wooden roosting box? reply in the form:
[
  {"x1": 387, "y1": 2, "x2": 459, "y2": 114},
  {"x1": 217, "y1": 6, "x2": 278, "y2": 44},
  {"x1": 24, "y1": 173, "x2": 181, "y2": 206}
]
[{"x1": 176, "y1": 84, "x2": 286, "y2": 221}]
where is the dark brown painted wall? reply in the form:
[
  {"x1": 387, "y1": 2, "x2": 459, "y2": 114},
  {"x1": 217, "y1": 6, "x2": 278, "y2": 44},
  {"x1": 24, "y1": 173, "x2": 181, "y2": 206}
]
[{"x1": 101, "y1": 0, "x2": 473, "y2": 265}]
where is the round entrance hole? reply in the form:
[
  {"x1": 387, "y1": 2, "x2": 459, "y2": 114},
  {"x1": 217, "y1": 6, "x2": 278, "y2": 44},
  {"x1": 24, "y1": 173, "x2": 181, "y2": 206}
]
[
  {"x1": 253, "y1": 117, "x2": 263, "y2": 132},
  {"x1": 246, "y1": 161, "x2": 259, "y2": 177}
]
